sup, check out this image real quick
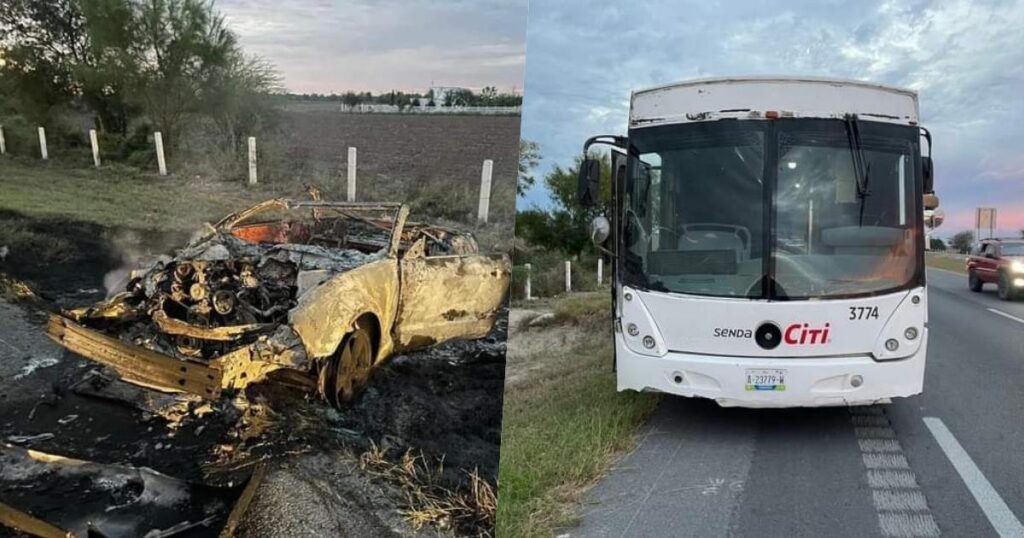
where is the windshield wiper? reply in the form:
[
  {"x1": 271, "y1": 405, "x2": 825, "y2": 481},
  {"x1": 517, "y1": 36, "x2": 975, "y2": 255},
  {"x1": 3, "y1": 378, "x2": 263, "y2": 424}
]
[{"x1": 843, "y1": 114, "x2": 872, "y2": 226}]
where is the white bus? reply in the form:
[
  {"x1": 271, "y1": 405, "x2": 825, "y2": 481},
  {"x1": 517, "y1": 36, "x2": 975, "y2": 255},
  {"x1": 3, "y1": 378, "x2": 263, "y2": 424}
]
[{"x1": 578, "y1": 76, "x2": 939, "y2": 407}]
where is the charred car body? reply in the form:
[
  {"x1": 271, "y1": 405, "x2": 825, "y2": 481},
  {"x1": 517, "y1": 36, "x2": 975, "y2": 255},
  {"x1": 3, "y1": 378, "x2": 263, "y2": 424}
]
[{"x1": 47, "y1": 199, "x2": 510, "y2": 406}]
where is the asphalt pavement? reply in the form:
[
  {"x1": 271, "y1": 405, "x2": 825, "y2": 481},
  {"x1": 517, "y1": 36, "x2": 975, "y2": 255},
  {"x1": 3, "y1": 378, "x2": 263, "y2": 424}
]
[{"x1": 572, "y1": 267, "x2": 1024, "y2": 537}]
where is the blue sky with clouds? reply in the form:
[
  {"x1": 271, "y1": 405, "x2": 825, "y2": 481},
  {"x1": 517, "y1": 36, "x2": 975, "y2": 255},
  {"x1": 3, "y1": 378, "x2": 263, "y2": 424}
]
[
  {"x1": 218, "y1": 0, "x2": 528, "y2": 95},
  {"x1": 519, "y1": 0, "x2": 1024, "y2": 237}
]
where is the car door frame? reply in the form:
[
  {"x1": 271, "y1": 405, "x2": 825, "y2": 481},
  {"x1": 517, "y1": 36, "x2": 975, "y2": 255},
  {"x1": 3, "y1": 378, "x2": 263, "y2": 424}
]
[{"x1": 391, "y1": 235, "x2": 507, "y2": 352}]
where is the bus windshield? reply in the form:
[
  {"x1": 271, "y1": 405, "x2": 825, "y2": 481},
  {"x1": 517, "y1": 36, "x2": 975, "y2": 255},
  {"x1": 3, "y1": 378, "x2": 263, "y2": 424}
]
[{"x1": 622, "y1": 119, "x2": 922, "y2": 300}]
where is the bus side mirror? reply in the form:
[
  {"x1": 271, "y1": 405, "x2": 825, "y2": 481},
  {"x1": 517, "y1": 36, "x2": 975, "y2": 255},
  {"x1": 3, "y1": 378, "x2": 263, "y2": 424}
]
[
  {"x1": 590, "y1": 215, "x2": 611, "y2": 245},
  {"x1": 922, "y1": 156, "x2": 934, "y2": 193},
  {"x1": 577, "y1": 158, "x2": 601, "y2": 207}
]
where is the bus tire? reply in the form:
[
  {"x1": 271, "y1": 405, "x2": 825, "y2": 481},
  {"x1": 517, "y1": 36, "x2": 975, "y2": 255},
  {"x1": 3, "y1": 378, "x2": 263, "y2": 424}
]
[{"x1": 969, "y1": 272, "x2": 983, "y2": 292}]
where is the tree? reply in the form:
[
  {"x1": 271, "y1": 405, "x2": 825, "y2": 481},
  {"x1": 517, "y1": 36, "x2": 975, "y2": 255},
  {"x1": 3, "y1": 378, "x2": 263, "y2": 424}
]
[
  {"x1": 0, "y1": 0, "x2": 87, "y2": 123},
  {"x1": 77, "y1": 0, "x2": 140, "y2": 135},
  {"x1": 516, "y1": 152, "x2": 613, "y2": 257},
  {"x1": 201, "y1": 51, "x2": 281, "y2": 152},
  {"x1": 950, "y1": 230, "x2": 975, "y2": 254},
  {"x1": 517, "y1": 139, "x2": 541, "y2": 197},
  {"x1": 0, "y1": 0, "x2": 281, "y2": 160},
  {"x1": 340, "y1": 91, "x2": 361, "y2": 109},
  {"x1": 132, "y1": 0, "x2": 237, "y2": 153},
  {"x1": 929, "y1": 237, "x2": 946, "y2": 251}
]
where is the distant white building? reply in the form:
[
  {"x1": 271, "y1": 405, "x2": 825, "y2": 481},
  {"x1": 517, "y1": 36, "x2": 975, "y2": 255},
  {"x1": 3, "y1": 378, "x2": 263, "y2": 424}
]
[{"x1": 430, "y1": 86, "x2": 469, "y2": 107}]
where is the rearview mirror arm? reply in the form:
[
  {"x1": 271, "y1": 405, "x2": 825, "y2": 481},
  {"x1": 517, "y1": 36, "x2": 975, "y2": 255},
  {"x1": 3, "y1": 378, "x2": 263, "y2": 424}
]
[{"x1": 583, "y1": 135, "x2": 628, "y2": 155}]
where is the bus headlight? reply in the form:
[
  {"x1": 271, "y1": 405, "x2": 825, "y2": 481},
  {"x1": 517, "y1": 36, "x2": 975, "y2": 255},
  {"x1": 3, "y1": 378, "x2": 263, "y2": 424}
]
[
  {"x1": 1012, "y1": 261, "x2": 1024, "y2": 273},
  {"x1": 619, "y1": 287, "x2": 667, "y2": 357},
  {"x1": 873, "y1": 288, "x2": 926, "y2": 361}
]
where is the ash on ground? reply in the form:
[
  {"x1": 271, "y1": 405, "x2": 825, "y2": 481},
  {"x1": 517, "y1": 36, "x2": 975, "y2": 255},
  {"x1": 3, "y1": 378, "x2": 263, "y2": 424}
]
[{"x1": 0, "y1": 224, "x2": 506, "y2": 537}]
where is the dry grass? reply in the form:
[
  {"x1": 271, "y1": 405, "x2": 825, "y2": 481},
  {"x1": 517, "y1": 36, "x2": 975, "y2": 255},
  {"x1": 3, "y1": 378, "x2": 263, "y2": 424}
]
[
  {"x1": 497, "y1": 294, "x2": 661, "y2": 537},
  {"x1": 925, "y1": 252, "x2": 967, "y2": 274},
  {"x1": 360, "y1": 441, "x2": 497, "y2": 537}
]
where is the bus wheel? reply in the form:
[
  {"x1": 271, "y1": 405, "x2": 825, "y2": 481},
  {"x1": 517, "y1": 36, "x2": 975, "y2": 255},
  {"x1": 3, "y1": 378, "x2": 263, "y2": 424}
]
[
  {"x1": 969, "y1": 272, "x2": 983, "y2": 292},
  {"x1": 998, "y1": 272, "x2": 1017, "y2": 301}
]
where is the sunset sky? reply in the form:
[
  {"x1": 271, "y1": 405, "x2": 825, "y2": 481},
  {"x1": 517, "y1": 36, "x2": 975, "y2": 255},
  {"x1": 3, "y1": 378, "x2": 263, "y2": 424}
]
[
  {"x1": 518, "y1": 0, "x2": 1024, "y2": 238},
  {"x1": 218, "y1": 0, "x2": 528, "y2": 95}
]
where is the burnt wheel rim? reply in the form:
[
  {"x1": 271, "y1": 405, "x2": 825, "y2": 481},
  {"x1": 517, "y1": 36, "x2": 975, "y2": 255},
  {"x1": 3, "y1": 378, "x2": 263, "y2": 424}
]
[{"x1": 333, "y1": 326, "x2": 373, "y2": 405}]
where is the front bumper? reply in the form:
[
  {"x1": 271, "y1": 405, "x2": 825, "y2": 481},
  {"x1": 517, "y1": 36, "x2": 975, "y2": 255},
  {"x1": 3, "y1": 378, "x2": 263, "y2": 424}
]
[
  {"x1": 615, "y1": 331, "x2": 927, "y2": 408},
  {"x1": 47, "y1": 315, "x2": 223, "y2": 398}
]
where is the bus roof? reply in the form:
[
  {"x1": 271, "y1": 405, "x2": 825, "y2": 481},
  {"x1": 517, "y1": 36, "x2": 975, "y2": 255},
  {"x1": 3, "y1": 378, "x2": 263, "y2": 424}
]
[{"x1": 630, "y1": 76, "x2": 920, "y2": 128}]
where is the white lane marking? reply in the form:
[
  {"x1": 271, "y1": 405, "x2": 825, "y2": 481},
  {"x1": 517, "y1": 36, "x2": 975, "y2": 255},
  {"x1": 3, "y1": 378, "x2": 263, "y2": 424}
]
[
  {"x1": 863, "y1": 453, "x2": 911, "y2": 470},
  {"x1": 868, "y1": 470, "x2": 920, "y2": 489},
  {"x1": 879, "y1": 513, "x2": 942, "y2": 537},
  {"x1": 923, "y1": 417, "x2": 1024, "y2": 537},
  {"x1": 987, "y1": 308, "x2": 1024, "y2": 326},
  {"x1": 853, "y1": 407, "x2": 940, "y2": 537},
  {"x1": 874, "y1": 490, "x2": 930, "y2": 512},
  {"x1": 860, "y1": 439, "x2": 904, "y2": 453},
  {"x1": 857, "y1": 426, "x2": 898, "y2": 439}
]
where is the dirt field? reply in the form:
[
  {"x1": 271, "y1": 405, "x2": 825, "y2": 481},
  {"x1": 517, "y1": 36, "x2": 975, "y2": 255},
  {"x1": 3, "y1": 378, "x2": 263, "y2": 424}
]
[{"x1": 256, "y1": 110, "x2": 520, "y2": 230}]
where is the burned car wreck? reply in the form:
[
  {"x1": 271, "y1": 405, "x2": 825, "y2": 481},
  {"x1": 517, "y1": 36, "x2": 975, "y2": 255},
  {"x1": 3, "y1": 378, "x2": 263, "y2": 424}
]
[{"x1": 46, "y1": 199, "x2": 510, "y2": 406}]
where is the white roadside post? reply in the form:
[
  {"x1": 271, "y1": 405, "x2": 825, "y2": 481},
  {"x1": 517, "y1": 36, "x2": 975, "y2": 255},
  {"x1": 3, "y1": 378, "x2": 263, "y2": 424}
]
[
  {"x1": 524, "y1": 263, "x2": 532, "y2": 301},
  {"x1": 247, "y1": 136, "x2": 258, "y2": 185},
  {"x1": 478, "y1": 159, "x2": 493, "y2": 223},
  {"x1": 154, "y1": 131, "x2": 167, "y2": 175},
  {"x1": 38, "y1": 127, "x2": 48, "y2": 160},
  {"x1": 347, "y1": 147, "x2": 357, "y2": 201},
  {"x1": 598, "y1": 258, "x2": 603, "y2": 285},
  {"x1": 565, "y1": 260, "x2": 572, "y2": 294},
  {"x1": 0, "y1": 125, "x2": 6, "y2": 155},
  {"x1": 89, "y1": 129, "x2": 101, "y2": 167}
]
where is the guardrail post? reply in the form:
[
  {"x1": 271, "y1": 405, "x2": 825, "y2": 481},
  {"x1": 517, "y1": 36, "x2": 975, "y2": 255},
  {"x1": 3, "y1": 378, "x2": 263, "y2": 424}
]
[
  {"x1": 525, "y1": 263, "x2": 532, "y2": 301},
  {"x1": 0, "y1": 125, "x2": 6, "y2": 155},
  {"x1": 598, "y1": 258, "x2": 603, "y2": 285},
  {"x1": 347, "y1": 147, "x2": 357, "y2": 201},
  {"x1": 248, "y1": 136, "x2": 258, "y2": 185},
  {"x1": 89, "y1": 129, "x2": 100, "y2": 167},
  {"x1": 154, "y1": 131, "x2": 167, "y2": 175},
  {"x1": 38, "y1": 127, "x2": 48, "y2": 160},
  {"x1": 565, "y1": 260, "x2": 572, "y2": 294},
  {"x1": 478, "y1": 159, "x2": 493, "y2": 223}
]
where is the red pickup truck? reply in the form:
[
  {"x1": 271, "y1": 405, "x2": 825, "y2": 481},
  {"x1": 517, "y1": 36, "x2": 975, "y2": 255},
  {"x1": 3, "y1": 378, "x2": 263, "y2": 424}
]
[{"x1": 967, "y1": 238, "x2": 1024, "y2": 300}]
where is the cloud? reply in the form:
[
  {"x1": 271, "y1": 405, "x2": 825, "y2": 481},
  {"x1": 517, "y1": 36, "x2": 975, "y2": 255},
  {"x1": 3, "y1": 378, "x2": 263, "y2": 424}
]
[
  {"x1": 217, "y1": 0, "x2": 528, "y2": 94},
  {"x1": 519, "y1": 0, "x2": 1024, "y2": 237}
]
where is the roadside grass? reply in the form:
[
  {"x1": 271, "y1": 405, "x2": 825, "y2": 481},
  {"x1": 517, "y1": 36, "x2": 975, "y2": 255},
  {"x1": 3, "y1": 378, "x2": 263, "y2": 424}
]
[
  {"x1": 0, "y1": 157, "x2": 512, "y2": 252},
  {"x1": 497, "y1": 293, "x2": 661, "y2": 537},
  {"x1": 925, "y1": 252, "x2": 967, "y2": 274},
  {"x1": 0, "y1": 157, "x2": 278, "y2": 232},
  {"x1": 551, "y1": 290, "x2": 612, "y2": 325}
]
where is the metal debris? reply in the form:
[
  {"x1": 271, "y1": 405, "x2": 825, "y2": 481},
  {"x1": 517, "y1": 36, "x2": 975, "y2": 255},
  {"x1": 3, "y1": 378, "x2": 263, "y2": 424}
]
[
  {"x1": 6, "y1": 433, "x2": 56, "y2": 445},
  {"x1": 43, "y1": 199, "x2": 509, "y2": 407}
]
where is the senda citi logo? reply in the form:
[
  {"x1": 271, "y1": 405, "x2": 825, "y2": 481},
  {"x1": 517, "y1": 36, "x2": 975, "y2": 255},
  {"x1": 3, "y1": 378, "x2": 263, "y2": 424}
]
[{"x1": 783, "y1": 323, "x2": 831, "y2": 345}]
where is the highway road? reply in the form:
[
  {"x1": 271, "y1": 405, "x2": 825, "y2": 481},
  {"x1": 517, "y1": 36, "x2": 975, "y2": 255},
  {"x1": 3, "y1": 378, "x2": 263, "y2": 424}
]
[{"x1": 573, "y1": 268, "x2": 1024, "y2": 537}]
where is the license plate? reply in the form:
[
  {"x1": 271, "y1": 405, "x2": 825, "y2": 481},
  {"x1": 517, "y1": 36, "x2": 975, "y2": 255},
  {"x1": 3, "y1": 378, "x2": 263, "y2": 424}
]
[{"x1": 745, "y1": 368, "x2": 786, "y2": 391}]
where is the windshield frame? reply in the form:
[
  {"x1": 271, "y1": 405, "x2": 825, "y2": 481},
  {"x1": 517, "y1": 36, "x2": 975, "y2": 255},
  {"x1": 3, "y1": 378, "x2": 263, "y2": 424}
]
[{"x1": 621, "y1": 118, "x2": 926, "y2": 301}]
